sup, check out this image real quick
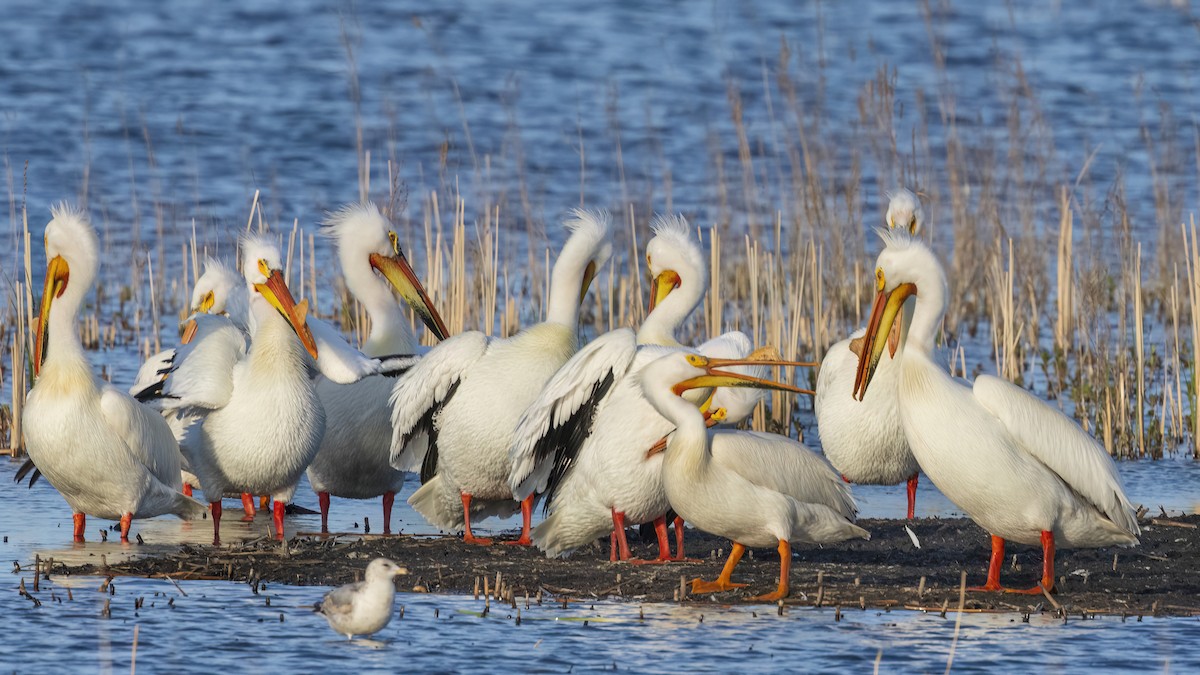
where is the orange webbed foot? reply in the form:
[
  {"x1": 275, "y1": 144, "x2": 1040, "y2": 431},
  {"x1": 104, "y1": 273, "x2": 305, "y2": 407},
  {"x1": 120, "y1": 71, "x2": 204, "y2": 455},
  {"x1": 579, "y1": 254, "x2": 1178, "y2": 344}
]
[
  {"x1": 751, "y1": 589, "x2": 788, "y2": 602},
  {"x1": 690, "y1": 578, "x2": 748, "y2": 594},
  {"x1": 463, "y1": 534, "x2": 494, "y2": 546},
  {"x1": 1004, "y1": 584, "x2": 1052, "y2": 596},
  {"x1": 501, "y1": 536, "x2": 533, "y2": 547}
]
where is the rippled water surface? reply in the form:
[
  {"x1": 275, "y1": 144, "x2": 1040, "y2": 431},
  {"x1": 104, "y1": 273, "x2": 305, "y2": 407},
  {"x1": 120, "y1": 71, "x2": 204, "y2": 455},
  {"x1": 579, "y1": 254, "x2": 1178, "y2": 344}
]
[{"x1": 3, "y1": 0, "x2": 1200, "y2": 671}]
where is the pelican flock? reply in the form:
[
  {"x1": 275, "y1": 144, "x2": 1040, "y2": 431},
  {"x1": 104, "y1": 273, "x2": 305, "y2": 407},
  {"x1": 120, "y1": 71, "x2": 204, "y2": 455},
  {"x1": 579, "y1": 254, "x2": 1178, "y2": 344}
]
[{"x1": 17, "y1": 187, "x2": 1143, "y2": 603}]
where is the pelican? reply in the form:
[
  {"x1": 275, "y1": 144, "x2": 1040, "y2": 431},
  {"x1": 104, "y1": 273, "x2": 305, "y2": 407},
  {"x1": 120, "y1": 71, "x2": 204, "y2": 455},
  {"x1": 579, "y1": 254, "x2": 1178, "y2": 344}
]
[
  {"x1": 306, "y1": 203, "x2": 448, "y2": 535},
  {"x1": 390, "y1": 209, "x2": 612, "y2": 545},
  {"x1": 508, "y1": 216, "x2": 721, "y2": 561},
  {"x1": 131, "y1": 258, "x2": 250, "y2": 498},
  {"x1": 815, "y1": 189, "x2": 923, "y2": 518},
  {"x1": 645, "y1": 351, "x2": 869, "y2": 600},
  {"x1": 854, "y1": 230, "x2": 1139, "y2": 593},
  {"x1": 22, "y1": 205, "x2": 207, "y2": 542},
  {"x1": 152, "y1": 234, "x2": 325, "y2": 543}
]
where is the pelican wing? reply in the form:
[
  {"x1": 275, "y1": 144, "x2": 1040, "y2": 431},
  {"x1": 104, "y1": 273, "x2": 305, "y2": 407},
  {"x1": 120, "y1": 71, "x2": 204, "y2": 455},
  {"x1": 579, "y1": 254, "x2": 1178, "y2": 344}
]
[
  {"x1": 712, "y1": 430, "x2": 858, "y2": 520},
  {"x1": 388, "y1": 332, "x2": 490, "y2": 476},
  {"x1": 144, "y1": 314, "x2": 247, "y2": 410},
  {"x1": 130, "y1": 348, "x2": 176, "y2": 396},
  {"x1": 99, "y1": 386, "x2": 183, "y2": 487},
  {"x1": 973, "y1": 375, "x2": 1139, "y2": 536},
  {"x1": 307, "y1": 316, "x2": 382, "y2": 385},
  {"x1": 508, "y1": 328, "x2": 637, "y2": 501}
]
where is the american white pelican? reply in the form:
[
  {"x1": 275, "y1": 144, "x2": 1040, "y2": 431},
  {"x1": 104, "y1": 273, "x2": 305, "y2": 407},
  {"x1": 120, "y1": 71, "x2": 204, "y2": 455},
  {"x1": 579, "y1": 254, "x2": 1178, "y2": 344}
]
[
  {"x1": 131, "y1": 258, "x2": 250, "y2": 499},
  {"x1": 154, "y1": 234, "x2": 325, "y2": 543},
  {"x1": 22, "y1": 205, "x2": 207, "y2": 542},
  {"x1": 645, "y1": 351, "x2": 869, "y2": 600},
  {"x1": 390, "y1": 209, "x2": 612, "y2": 545},
  {"x1": 508, "y1": 216, "x2": 717, "y2": 561},
  {"x1": 854, "y1": 230, "x2": 1139, "y2": 593},
  {"x1": 315, "y1": 557, "x2": 408, "y2": 640},
  {"x1": 306, "y1": 203, "x2": 448, "y2": 535},
  {"x1": 815, "y1": 188, "x2": 923, "y2": 518}
]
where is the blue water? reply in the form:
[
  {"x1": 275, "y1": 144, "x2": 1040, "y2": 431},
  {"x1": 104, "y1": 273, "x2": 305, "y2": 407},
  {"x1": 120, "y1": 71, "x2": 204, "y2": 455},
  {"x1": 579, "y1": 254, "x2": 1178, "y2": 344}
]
[{"x1": 3, "y1": 0, "x2": 1200, "y2": 671}]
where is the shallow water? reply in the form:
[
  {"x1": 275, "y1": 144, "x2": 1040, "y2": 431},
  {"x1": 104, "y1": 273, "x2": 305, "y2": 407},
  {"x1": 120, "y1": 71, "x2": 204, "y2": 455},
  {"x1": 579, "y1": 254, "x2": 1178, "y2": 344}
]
[{"x1": 4, "y1": 0, "x2": 1200, "y2": 671}]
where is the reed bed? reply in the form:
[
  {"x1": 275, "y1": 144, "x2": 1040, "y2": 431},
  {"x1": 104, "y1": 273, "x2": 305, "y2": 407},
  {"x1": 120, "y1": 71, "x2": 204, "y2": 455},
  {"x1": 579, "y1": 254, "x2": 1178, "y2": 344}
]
[{"x1": 1, "y1": 13, "x2": 1197, "y2": 464}]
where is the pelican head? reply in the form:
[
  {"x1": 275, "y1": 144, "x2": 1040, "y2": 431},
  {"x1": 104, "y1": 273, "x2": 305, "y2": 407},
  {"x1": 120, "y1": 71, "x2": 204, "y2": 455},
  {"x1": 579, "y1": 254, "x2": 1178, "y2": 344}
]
[
  {"x1": 885, "y1": 188, "x2": 924, "y2": 235},
  {"x1": 240, "y1": 234, "x2": 319, "y2": 359},
  {"x1": 645, "y1": 214, "x2": 707, "y2": 313},
  {"x1": 853, "y1": 231, "x2": 947, "y2": 400},
  {"x1": 180, "y1": 258, "x2": 250, "y2": 343},
  {"x1": 667, "y1": 350, "x2": 817, "y2": 398},
  {"x1": 35, "y1": 205, "x2": 99, "y2": 375},
  {"x1": 324, "y1": 203, "x2": 449, "y2": 340}
]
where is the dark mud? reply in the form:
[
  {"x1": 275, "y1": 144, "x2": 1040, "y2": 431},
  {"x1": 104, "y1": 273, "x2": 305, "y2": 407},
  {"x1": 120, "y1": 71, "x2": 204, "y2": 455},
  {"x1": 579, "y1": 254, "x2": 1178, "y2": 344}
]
[{"x1": 62, "y1": 515, "x2": 1200, "y2": 617}]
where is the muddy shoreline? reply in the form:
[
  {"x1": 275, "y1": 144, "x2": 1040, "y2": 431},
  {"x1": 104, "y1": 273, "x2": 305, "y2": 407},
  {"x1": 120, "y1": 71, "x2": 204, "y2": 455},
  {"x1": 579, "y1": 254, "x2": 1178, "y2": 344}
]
[{"x1": 58, "y1": 514, "x2": 1200, "y2": 617}]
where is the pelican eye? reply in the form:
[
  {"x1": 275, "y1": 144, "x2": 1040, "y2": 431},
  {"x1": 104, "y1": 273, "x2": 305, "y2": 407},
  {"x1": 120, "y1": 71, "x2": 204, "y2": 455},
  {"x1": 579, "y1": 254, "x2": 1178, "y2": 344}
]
[
  {"x1": 909, "y1": 216, "x2": 918, "y2": 234},
  {"x1": 196, "y1": 290, "x2": 215, "y2": 313},
  {"x1": 258, "y1": 259, "x2": 271, "y2": 277},
  {"x1": 388, "y1": 231, "x2": 399, "y2": 255},
  {"x1": 875, "y1": 268, "x2": 885, "y2": 291},
  {"x1": 685, "y1": 354, "x2": 707, "y2": 367}
]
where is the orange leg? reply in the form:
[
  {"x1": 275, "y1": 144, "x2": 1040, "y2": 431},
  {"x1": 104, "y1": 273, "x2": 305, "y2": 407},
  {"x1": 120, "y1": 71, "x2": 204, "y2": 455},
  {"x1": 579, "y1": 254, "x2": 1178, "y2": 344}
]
[
  {"x1": 673, "y1": 516, "x2": 687, "y2": 560},
  {"x1": 460, "y1": 493, "x2": 493, "y2": 545},
  {"x1": 752, "y1": 540, "x2": 791, "y2": 601},
  {"x1": 182, "y1": 484, "x2": 193, "y2": 497},
  {"x1": 691, "y1": 542, "x2": 749, "y2": 594},
  {"x1": 503, "y1": 495, "x2": 534, "y2": 546},
  {"x1": 272, "y1": 500, "x2": 286, "y2": 540},
  {"x1": 610, "y1": 509, "x2": 631, "y2": 561},
  {"x1": 210, "y1": 502, "x2": 223, "y2": 546},
  {"x1": 259, "y1": 495, "x2": 270, "y2": 511},
  {"x1": 382, "y1": 491, "x2": 395, "y2": 535},
  {"x1": 609, "y1": 531, "x2": 618, "y2": 562},
  {"x1": 1005, "y1": 530, "x2": 1056, "y2": 595},
  {"x1": 119, "y1": 513, "x2": 133, "y2": 543},
  {"x1": 318, "y1": 492, "x2": 331, "y2": 534},
  {"x1": 629, "y1": 515, "x2": 672, "y2": 565},
  {"x1": 72, "y1": 513, "x2": 86, "y2": 542},
  {"x1": 906, "y1": 473, "x2": 919, "y2": 520},
  {"x1": 241, "y1": 493, "x2": 256, "y2": 521},
  {"x1": 968, "y1": 534, "x2": 1006, "y2": 591}
]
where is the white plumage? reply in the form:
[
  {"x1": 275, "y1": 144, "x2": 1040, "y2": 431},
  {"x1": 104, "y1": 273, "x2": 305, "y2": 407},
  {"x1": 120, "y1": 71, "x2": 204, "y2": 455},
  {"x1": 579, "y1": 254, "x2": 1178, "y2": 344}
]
[
  {"x1": 646, "y1": 351, "x2": 869, "y2": 600},
  {"x1": 154, "y1": 234, "x2": 326, "y2": 543},
  {"x1": 390, "y1": 210, "x2": 613, "y2": 544},
  {"x1": 854, "y1": 229, "x2": 1138, "y2": 593},
  {"x1": 306, "y1": 203, "x2": 448, "y2": 534},
  {"x1": 815, "y1": 188, "x2": 923, "y2": 518},
  {"x1": 315, "y1": 558, "x2": 407, "y2": 639},
  {"x1": 509, "y1": 217, "x2": 721, "y2": 560},
  {"x1": 23, "y1": 206, "x2": 206, "y2": 542}
]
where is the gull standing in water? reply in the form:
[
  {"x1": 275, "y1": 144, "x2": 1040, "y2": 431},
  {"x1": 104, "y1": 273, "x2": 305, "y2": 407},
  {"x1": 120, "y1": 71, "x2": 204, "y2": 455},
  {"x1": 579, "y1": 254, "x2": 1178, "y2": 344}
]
[{"x1": 315, "y1": 558, "x2": 408, "y2": 639}]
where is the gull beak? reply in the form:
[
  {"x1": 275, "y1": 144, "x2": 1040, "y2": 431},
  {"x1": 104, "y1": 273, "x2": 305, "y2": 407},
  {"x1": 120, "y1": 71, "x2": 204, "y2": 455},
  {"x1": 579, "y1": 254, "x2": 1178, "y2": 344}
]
[
  {"x1": 672, "y1": 352, "x2": 818, "y2": 398},
  {"x1": 648, "y1": 270, "x2": 681, "y2": 313},
  {"x1": 370, "y1": 252, "x2": 449, "y2": 341},
  {"x1": 853, "y1": 282, "x2": 917, "y2": 400},
  {"x1": 34, "y1": 255, "x2": 70, "y2": 377},
  {"x1": 255, "y1": 268, "x2": 318, "y2": 359},
  {"x1": 579, "y1": 260, "x2": 598, "y2": 305}
]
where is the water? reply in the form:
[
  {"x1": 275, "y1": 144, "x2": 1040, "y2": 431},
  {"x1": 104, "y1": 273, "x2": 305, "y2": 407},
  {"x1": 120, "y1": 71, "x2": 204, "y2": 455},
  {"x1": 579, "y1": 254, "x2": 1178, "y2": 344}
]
[{"x1": 3, "y1": 0, "x2": 1200, "y2": 671}]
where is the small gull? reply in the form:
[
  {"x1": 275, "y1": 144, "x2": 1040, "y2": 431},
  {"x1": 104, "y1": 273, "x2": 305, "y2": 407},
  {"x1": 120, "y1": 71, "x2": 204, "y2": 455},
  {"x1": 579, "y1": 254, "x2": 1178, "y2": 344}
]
[{"x1": 314, "y1": 558, "x2": 408, "y2": 639}]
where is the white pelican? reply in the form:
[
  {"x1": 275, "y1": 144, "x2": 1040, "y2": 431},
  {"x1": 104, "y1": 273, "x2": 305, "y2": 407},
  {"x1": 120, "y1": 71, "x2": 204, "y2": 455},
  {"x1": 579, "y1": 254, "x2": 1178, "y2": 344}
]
[
  {"x1": 815, "y1": 189, "x2": 923, "y2": 518},
  {"x1": 22, "y1": 205, "x2": 207, "y2": 542},
  {"x1": 315, "y1": 557, "x2": 408, "y2": 640},
  {"x1": 390, "y1": 209, "x2": 612, "y2": 545},
  {"x1": 153, "y1": 234, "x2": 325, "y2": 543},
  {"x1": 854, "y1": 230, "x2": 1139, "y2": 593},
  {"x1": 508, "y1": 216, "x2": 719, "y2": 561},
  {"x1": 306, "y1": 203, "x2": 448, "y2": 535},
  {"x1": 131, "y1": 258, "x2": 250, "y2": 499},
  {"x1": 644, "y1": 351, "x2": 869, "y2": 600}
]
